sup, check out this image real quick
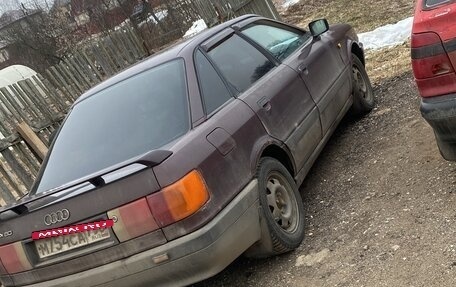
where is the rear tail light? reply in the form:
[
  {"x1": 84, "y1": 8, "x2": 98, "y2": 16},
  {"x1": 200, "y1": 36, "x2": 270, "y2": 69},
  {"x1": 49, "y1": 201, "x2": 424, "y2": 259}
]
[
  {"x1": 108, "y1": 170, "x2": 209, "y2": 241},
  {"x1": 0, "y1": 242, "x2": 32, "y2": 274},
  {"x1": 0, "y1": 258, "x2": 7, "y2": 275},
  {"x1": 411, "y1": 32, "x2": 441, "y2": 47},
  {"x1": 411, "y1": 32, "x2": 456, "y2": 97},
  {"x1": 107, "y1": 198, "x2": 159, "y2": 242},
  {"x1": 147, "y1": 170, "x2": 209, "y2": 227}
]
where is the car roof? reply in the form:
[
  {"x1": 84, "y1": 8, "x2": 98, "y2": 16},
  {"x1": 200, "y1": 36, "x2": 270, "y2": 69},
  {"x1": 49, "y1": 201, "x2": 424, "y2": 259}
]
[{"x1": 74, "y1": 14, "x2": 261, "y2": 105}]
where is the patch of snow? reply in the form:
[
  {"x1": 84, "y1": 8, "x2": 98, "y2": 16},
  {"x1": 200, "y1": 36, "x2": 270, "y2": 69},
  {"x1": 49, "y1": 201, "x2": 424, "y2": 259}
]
[
  {"x1": 184, "y1": 19, "x2": 208, "y2": 38},
  {"x1": 114, "y1": 19, "x2": 131, "y2": 31},
  {"x1": 282, "y1": 0, "x2": 300, "y2": 9},
  {"x1": 147, "y1": 10, "x2": 168, "y2": 24},
  {"x1": 138, "y1": 10, "x2": 168, "y2": 27},
  {"x1": 358, "y1": 17, "x2": 414, "y2": 50},
  {"x1": 156, "y1": 10, "x2": 168, "y2": 21}
]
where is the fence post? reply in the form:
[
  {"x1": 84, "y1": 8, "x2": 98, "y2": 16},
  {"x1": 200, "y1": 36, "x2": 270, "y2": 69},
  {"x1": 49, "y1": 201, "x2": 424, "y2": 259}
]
[{"x1": 16, "y1": 121, "x2": 48, "y2": 161}]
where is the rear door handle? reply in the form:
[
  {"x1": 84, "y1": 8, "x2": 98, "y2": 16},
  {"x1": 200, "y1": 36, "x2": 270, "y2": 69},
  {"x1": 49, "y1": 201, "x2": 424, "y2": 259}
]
[
  {"x1": 257, "y1": 97, "x2": 271, "y2": 111},
  {"x1": 298, "y1": 64, "x2": 308, "y2": 75}
]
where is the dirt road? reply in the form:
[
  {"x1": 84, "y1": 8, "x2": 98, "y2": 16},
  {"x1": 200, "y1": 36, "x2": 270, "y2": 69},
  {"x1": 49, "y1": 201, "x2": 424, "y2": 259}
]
[{"x1": 193, "y1": 72, "x2": 456, "y2": 286}]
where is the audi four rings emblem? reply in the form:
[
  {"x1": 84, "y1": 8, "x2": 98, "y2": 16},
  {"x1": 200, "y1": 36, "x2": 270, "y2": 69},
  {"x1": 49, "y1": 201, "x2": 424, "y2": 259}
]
[{"x1": 44, "y1": 209, "x2": 70, "y2": 226}]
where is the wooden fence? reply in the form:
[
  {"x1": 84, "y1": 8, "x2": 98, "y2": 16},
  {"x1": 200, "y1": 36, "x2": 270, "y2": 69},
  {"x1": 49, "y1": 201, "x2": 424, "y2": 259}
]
[
  {"x1": 194, "y1": 0, "x2": 280, "y2": 27},
  {"x1": 0, "y1": 0, "x2": 280, "y2": 206}
]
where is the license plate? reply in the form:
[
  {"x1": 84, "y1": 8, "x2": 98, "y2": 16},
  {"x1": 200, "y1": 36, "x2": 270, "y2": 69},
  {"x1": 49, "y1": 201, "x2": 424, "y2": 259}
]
[{"x1": 35, "y1": 229, "x2": 110, "y2": 259}]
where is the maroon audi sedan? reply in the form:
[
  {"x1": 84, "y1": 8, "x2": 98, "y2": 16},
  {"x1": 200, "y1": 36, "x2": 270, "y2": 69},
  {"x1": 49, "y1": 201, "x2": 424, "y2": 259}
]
[{"x1": 0, "y1": 15, "x2": 373, "y2": 287}]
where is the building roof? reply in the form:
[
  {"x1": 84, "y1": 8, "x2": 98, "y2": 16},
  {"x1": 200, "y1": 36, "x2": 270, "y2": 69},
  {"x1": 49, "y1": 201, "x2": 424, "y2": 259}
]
[
  {"x1": 0, "y1": 9, "x2": 41, "y2": 30},
  {"x1": 0, "y1": 9, "x2": 25, "y2": 26}
]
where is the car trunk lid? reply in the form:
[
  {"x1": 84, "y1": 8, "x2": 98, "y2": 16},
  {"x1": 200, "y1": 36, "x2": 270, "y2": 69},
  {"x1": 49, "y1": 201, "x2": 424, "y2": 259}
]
[{"x1": 0, "y1": 151, "x2": 171, "y2": 285}]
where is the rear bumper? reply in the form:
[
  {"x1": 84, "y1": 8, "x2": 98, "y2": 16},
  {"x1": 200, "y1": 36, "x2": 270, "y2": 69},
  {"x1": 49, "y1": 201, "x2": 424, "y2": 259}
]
[
  {"x1": 421, "y1": 93, "x2": 456, "y2": 160},
  {"x1": 25, "y1": 180, "x2": 261, "y2": 287}
]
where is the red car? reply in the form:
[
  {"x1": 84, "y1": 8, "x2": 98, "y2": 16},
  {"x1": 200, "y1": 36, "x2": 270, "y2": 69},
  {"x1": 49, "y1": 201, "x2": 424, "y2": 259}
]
[{"x1": 412, "y1": 0, "x2": 456, "y2": 161}]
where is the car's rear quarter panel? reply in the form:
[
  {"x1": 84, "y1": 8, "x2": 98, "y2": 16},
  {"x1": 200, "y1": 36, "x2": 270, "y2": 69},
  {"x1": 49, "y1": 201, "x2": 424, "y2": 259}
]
[{"x1": 153, "y1": 99, "x2": 267, "y2": 240}]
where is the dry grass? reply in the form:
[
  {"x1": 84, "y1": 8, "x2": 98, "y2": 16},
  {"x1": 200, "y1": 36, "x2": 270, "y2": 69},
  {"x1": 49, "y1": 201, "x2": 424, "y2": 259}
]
[
  {"x1": 277, "y1": 0, "x2": 415, "y2": 33},
  {"x1": 365, "y1": 43, "x2": 412, "y2": 84}
]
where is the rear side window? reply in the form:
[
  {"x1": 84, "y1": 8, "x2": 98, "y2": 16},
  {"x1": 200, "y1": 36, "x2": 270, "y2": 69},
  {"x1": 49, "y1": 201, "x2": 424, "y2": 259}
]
[
  {"x1": 208, "y1": 34, "x2": 275, "y2": 93},
  {"x1": 424, "y1": 0, "x2": 452, "y2": 8},
  {"x1": 195, "y1": 50, "x2": 233, "y2": 114},
  {"x1": 242, "y1": 23, "x2": 309, "y2": 61},
  {"x1": 34, "y1": 60, "x2": 189, "y2": 194}
]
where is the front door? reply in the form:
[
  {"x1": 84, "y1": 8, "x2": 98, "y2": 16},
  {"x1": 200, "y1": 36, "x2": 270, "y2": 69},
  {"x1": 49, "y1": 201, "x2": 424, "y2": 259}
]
[{"x1": 293, "y1": 31, "x2": 350, "y2": 135}]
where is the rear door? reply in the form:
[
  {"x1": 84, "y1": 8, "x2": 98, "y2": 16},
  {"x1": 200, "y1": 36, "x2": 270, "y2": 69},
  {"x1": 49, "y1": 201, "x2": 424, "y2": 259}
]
[{"x1": 202, "y1": 27, "x2": 321, "y2": 169}]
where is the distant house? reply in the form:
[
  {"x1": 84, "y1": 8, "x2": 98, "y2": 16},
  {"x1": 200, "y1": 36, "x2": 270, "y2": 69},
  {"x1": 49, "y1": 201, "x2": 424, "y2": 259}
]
[{"x1": 52, "y1": 0, "x2": 161, "y2": 35}]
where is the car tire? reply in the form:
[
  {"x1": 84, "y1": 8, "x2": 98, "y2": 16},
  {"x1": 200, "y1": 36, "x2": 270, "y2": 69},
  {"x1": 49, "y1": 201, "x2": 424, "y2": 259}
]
[
  {"x1": 350, "y1": 53, "x2": 374, "y2": 116},
  {"x1": 251, "y1": 157, "x2": 305, "y2": 257}
]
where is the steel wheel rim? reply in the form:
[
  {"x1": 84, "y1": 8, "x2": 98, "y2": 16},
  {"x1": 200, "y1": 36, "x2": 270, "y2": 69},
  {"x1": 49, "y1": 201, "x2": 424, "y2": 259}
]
[
  {"x1": 265, "y1": 171, "x2": 299, "y2": 233},
  {"x1": 353, "y1": 66, "x2": 372, "y2": 102}
]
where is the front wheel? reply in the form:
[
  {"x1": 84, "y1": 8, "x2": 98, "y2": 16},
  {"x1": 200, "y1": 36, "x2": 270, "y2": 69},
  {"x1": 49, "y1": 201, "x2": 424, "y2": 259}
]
[
  {"x1": 249, "y1": 157, "x2": 305, "y2": 257},
  {"x1": 350, "y1": 53, "x2": 374, "y2": 116}
]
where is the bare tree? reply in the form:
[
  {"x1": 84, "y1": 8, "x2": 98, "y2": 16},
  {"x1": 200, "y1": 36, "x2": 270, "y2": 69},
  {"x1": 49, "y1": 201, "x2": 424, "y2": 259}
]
[{"x1": 0, "y1": 0, "x2": 78, "y2": 71}]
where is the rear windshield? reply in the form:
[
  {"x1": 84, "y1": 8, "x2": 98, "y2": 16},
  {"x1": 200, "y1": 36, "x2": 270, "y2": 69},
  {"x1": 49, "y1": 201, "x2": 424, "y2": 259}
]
[
  {"x1": 34, "y1": 59, "x2": 189, "y2": 194},
  {"x1": 424, "y1": 0, "x2": 452, "y2": 8}
]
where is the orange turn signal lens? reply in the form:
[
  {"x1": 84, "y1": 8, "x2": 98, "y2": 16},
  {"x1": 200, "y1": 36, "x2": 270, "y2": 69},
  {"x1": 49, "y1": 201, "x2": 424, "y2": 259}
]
[{"x1": 147, "y1": 170, "x2": 209, "y2": 227}]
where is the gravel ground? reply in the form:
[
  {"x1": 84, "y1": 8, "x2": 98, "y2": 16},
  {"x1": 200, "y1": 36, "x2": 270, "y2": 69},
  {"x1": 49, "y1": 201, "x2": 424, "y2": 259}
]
[{"x1": 193, "y1": 72, "x2": 456, "y2": 287}]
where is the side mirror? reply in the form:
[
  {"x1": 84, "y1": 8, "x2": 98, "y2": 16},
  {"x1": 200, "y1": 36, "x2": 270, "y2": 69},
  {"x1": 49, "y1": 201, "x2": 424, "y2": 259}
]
[{"x1": 309, "y1": 19, "x2": 329, "y2": 37}]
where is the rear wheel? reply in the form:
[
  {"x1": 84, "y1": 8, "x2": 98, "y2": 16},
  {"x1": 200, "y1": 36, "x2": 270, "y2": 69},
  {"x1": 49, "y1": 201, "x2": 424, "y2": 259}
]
[
  {"x1": 350, "y1": 53, "x2": 374, "y2": 116},
  {"x1": 250, "y1": 157, "x2": 305, "y2": 257}
]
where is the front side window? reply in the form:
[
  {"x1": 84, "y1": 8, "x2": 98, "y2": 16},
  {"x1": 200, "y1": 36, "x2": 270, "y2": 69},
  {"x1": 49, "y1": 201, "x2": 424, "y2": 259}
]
[
  {"x1": 195, "y1": 50, "x2": 233, "y2": 114},
  {"x1": 208, "y1": 34, "x2": 275, "y2": 93},
  {"x1": 34, "y1": 59, "x2": 189, "y2": 194},
  {"x1": 242, "y1": 23, "x2": 309, "y2": 61}
]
